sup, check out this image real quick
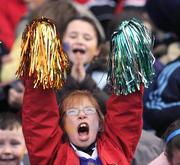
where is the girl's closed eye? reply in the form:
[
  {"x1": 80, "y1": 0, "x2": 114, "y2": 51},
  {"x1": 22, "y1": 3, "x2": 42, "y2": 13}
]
[
  {"x1": 83, "y1": 34, "x2": 93, "y2": 41},
  {"x1": 11, "y1": 139, "x2": 21, "y2": 146},
  {"x1": 68, "y1": 32, "x2": 78, "y2": 39},
  {"x1": 0, "y1": 140, "x2": 5, "y2": 147}
]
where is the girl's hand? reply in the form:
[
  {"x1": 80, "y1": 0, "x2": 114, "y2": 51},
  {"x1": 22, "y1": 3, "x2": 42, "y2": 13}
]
[
  {"x1": 71, "y1": 55, "x2": 86, "y2": 82},
  {"x1": 8, "y1": 82, "x2": 24, "y2": 109}
]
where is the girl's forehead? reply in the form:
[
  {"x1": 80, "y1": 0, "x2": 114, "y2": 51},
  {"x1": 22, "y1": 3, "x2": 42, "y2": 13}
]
[
  {"x1": 64, "y1": 96, "x2": 93, "y2": 109},
  {"x1": 0, "y1": 128, "x2": 24, "y2": 140},
  {"x1": 66, "y1": 20, "x2": 96, "y2": 33},
  {"x1": 68, "y1": 20, "x2": 92, "y2": 27}
]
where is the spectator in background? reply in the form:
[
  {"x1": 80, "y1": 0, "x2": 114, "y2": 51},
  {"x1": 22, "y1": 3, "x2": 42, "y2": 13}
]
[
  {"x1": 144, "y1": 53, "x2": 180, "y2": 137},
  {"x1": 16, "y1": 0, "x2": 48, "y2": 38},
  {"x1": 0, "y1": 0, "x2": 27, "y2": 51},
  {"x1": 73, "y1": 0, "x2": 125, "y2": 40},
  {"x1": 34, "y1": 0, "x2": 109, "y2": 114},
  {"x1": 0, "y1": 0, "x2": 77, "y2": 112},
  {"x1": 145, "y1": 0, "x2": 180, "y2": 38},
  {"x1": 0, "y1": 0, "x2": 105, "y2": 84},
  {"x1": 149, "y1": 119, "x2": 180, "y2": 165},
  {"x1": 1, "y1": 0, "x2": 108, "y2": 114},
  {"x1": 0, "y1": 0, "x2": 78, "y2": 83},
  {"x1": 132, "y1": 130, "x2": 164, "y2": 165},
  {"x1": 56, "y1": 15, "x2": 109, "y2": 114},
  {"x1": 143, "y1": 0, "x2": 180, "y2": 137},
  {"x1": 0, "y1": 112, "x2": 28, "y2": 165},
  {"x1": 106, "y1": 0, "x2": 148, "y2": 39},
  {"x1": 0, "y1": 0, "x2": 48, "y2": 113}
]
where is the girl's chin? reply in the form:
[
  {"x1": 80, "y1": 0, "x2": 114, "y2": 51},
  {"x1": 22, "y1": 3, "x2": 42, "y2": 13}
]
[
  {"x1": 0, "y1": 160, "x2": 19, "y2": 165},
  {"x1": 78, "y1": 132, "x2": 89, "y2": 141}
]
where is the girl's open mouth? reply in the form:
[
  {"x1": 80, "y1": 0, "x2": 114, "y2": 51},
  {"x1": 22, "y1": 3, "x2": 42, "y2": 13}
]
[
  {"x1": 72, "y1": 48, "x2": 86, "y2": 54},
  {"x1": 78, "y1": 122, "x2": 89, "y2": 140}
]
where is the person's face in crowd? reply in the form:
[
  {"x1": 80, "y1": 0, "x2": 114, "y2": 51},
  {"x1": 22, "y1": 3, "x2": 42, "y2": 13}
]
[
  {"x1": 63, "y1": 19, "x2": 100, "y2": 65},
  {"x1": 23, "y1": 0, "x2": 46, "y2": 10},
  {"x1": 170, "y1": 148, "x2": 180, "y2": 165},
  {"x1": 0, "y1": 126, "x2": 26, "y2": 165},
  {"x1": 63, "y1": 96, "x2": 100, "y2": 148}
]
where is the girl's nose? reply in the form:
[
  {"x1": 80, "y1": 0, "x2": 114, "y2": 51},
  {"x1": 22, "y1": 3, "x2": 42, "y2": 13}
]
[
  {"x1": 1, "y1": 144, "x2": 13, "y2": 157},
  {"x1": 76, "y1": 35, "x2": 84, "y2": 43},
  {"x1": 78, "y1": 110, "x2": 87, "y2": 119}
]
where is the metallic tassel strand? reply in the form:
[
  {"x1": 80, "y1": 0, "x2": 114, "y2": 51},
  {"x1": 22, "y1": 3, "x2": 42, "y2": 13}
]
[
  {"x1": 107, "y1": 18, "x2": 155, "y2": 95},
  {"x1": 16, "y1": 17, "x2": 69, "y2": 89}
]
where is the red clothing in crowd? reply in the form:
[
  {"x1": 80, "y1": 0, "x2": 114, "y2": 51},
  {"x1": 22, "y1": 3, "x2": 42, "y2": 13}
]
[
  {"x1": 73, "y1": 0, "x2": 125, "y2": 14},
  {"x1": 22, "y1": 77, "x2": 143, "y2": 165},
  {"x1": 0, "y1": 0, "x2": 27, "y2": 49}
]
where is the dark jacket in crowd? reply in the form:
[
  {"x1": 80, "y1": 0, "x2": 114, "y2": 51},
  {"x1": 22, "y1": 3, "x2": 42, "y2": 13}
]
[
  {"x1": 144, "y1": 57, "x2": 180, "y2": 136},
  {"x1": 145, "y1": 0, "x2": 180, "y2": 37}
]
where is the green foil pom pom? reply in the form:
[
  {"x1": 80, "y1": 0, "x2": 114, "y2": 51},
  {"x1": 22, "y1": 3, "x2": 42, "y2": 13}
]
[{"x1": 107, "y1": 18, "x2": 155, "y2": 95}]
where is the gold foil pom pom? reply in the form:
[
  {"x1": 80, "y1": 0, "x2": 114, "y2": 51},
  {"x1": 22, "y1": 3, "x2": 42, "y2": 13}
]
[{"x1": 16, "y1": 17, "x2": 69, "y2": 89}]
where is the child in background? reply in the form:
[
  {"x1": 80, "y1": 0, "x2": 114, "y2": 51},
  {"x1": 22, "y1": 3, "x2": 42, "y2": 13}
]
[
  {"x1": 0, "y1": 112, "x2": 27, "y2": 165},
  {"x1": 57, "y1": 16, "x2": 109, "y2": 114},
  {"x1": 164, "y1": 119, "x2": 180, "y2": 165},
  {"x1": 149, "y1": 119, "x2": 180, "y2": 165}
]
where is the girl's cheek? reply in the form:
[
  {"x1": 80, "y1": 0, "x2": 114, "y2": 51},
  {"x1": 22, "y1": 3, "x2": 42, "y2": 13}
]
[
  {"x1": 64, "y1": 119, "x2": 77, "y2": 135},
  {"x1": 65, "y1": 125, "x2": 76, "y2": 134},
  {"x1": 91, "y1": 119, "x2": 99, "y2": 131}
]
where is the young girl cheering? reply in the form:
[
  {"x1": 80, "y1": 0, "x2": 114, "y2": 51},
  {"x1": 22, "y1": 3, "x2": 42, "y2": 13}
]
[{"x1": 18, "y1": 17, "x2": 154, "y2": 165}]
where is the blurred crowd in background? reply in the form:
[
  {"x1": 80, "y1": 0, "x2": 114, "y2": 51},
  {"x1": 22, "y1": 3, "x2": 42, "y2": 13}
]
[{"x1": 0, "y1": 0, "x2": 179, "y2": 165}]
